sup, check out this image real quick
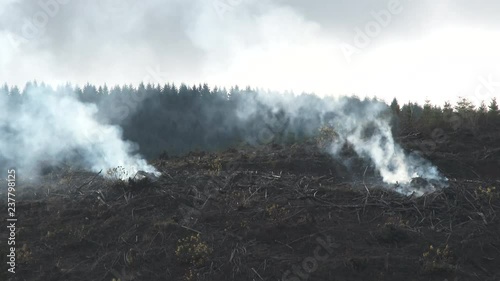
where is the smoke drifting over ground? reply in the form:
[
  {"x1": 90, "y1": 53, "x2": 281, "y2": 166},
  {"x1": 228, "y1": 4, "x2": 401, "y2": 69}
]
[
  {"x1": 1, "y1": 83, "x2": 446, "y2": 195},
  {"x1": 328, "y1": 98, "x2": 443, "y2": 183},
  {"x1": 0, "y1": 85, "x2": 159, "y2": 180},
  {"x1": 232, "y1": 91, "x2": 446, "y2": 194}
]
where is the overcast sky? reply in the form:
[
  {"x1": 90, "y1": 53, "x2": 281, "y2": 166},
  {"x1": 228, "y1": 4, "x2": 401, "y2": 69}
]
[{"x1": 1, "y1": 0, "x2": 499, "y2": 105}]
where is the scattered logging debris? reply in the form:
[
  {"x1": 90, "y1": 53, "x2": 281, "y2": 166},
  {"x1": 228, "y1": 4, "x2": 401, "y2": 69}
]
[{"x1": 1, "y1": 141, "x2": 499, "y2": 281}]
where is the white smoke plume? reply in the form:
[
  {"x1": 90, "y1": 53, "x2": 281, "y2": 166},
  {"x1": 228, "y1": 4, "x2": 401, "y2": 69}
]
[
  {"x1": 234, "y1": 91, "x2": 447, "y2": 195},
  {"x1": 0, "y1": 84, "x2": 159, "y2": 180},
  {"x1": 326, "y1": 98, "x2": 444, "y2": 187}
]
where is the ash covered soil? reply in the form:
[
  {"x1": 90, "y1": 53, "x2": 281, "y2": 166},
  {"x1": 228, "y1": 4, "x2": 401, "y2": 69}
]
[{"x1": 1, "y1": 135, "x2": 500, "y2": 281}]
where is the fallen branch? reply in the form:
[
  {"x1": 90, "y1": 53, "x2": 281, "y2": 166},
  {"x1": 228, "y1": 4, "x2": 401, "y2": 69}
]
[{"x1": 74, "y1": 169, "x2": 102, "y2": 193}]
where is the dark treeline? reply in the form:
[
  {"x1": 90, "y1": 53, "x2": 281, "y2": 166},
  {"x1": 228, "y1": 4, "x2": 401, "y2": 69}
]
[
  {"x1": 390, "y1": 96, "x2": 500, "y2": 135},
  {"x1": 2, "y1": 81, "x2": 499, "y2": 159}
]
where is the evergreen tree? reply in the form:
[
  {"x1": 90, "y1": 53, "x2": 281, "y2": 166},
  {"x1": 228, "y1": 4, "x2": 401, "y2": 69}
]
[
  {"x1": 390, "y1": 98, "x2": 400, "y2": 116},
  {"x1": 478, "y1": 101, "x2": 488, "y2": 114},
  {"x1": 74, "y1": 86, "x2": 83, "y2": 96},
  {"x1": 420, "y1": 99, "x2": 432, "y2": 127},
  {"x1": 488, "y1": 97, "x2": 499, "y2": 125},
  {"x1": 201, "y1": 83, "x2": 210, "y2": 98},
  {"x1": 1, "y1": 83, "x2": 8, "y2": 95},
  {"x1": 10, "y1": 86, "x2": 20, "y2": 96},
  {"x1": 488, "y1": 97, "x2": 499, "y2": 116},
  {"x1": 110, "y1": 85, "x2": 121, "y2": 96},
  {"x1": 400, "y1": 102, "x2": 414, "y2": 132},
  {"x1": 102, "y1": 84, "x2": 109, "y2": 95},
  {"x1": 454, "y1": 97, "x2": 475, "y2": 114},
  {"x1": 81, "y1": 83, "x2": 97, "y2": 103},
  {"x1": 443, "y1": 101, "x2": 453, "y2": 115},
  {"x1": 454, "y1": 97, "x2": 477, "y2": 129},
  {"x1": 22, "y1": 81, "x2": 35, "y2": 96},
  {"x1": 477, "y1": 101, "x2": 488, "y2": 127}
]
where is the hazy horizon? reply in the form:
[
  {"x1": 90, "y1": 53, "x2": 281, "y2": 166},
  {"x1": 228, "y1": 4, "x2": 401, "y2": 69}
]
[{"x1": 1, "y1": 0, "x2": 500, "y2": 106}]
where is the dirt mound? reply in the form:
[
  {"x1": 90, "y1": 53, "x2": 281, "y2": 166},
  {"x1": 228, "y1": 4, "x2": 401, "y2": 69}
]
[{"x1": 1, "y1": 142, "x2": 499, "y2": 281}]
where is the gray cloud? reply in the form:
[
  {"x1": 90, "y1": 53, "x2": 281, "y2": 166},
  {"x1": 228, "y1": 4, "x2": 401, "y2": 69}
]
[{"x1": 1, "y1": 0, "x2": 499, "y2": 104}]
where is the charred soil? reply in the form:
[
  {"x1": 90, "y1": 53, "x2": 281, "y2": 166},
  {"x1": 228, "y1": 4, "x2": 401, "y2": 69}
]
[{"x1": 1, "y1": 138, "x2": 500, "y2": 281}]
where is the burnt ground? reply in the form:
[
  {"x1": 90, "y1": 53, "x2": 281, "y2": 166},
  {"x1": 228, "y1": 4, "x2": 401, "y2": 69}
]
[{"x1": 1, "y1": 133, "x2": 500, "y2": 281}]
